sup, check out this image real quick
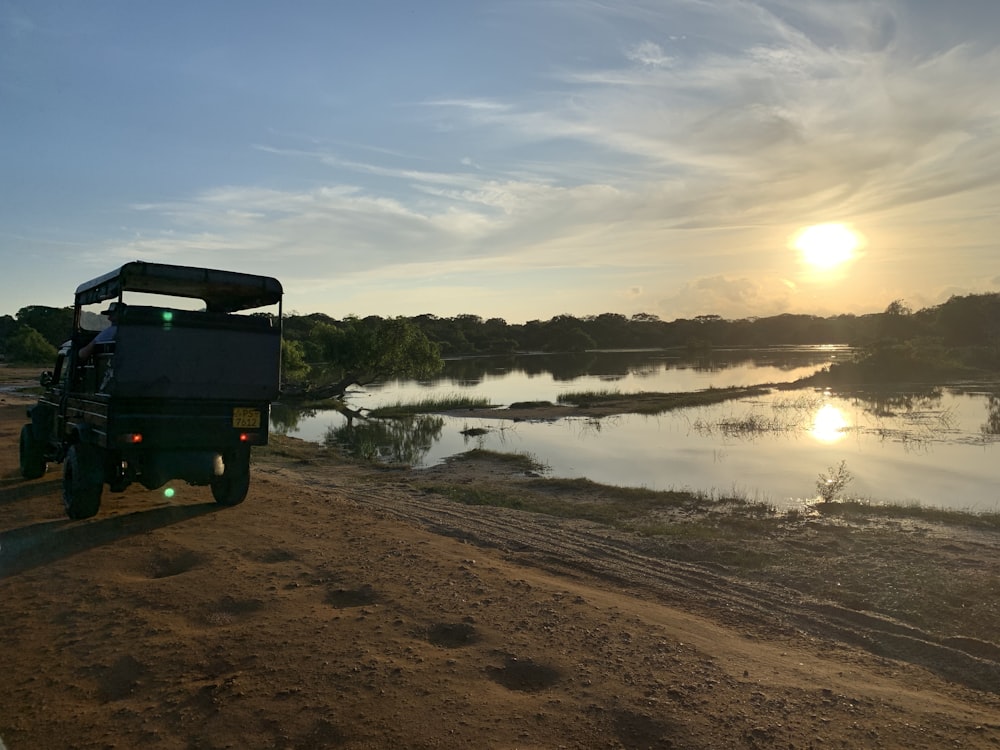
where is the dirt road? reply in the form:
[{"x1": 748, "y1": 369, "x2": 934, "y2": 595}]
[{"x1": 2, "y1": 389, "x2": 1000, "y2": 749}]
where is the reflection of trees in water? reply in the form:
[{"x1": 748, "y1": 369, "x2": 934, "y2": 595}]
[
  {"x1": 270, "y1": 403, "x2": 317, "y2": 435},
  {"x1": 981, "y1": 394, "x2": 1000, "y2": 435},
  {"x1": 424, "y1": 349, "x2": 844, "y2": 387},
  {"x1": 849, "y1": 388, "x2": 955, "y2": 449},
  {"x1": 325, "y1": 414, "x2": 445, "y2": 465},
  {"x1": 310, "y1": 349, "x2": 842, "y2": 394},
  {"x1": 534, "y1": 353, "x2": 599, "y2": 381},
  {"x1": 850, "y1": 388, "x2": 943, "y2": 418}
]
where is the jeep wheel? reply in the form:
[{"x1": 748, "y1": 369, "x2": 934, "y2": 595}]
[
  {"x1": 211, "y1": 449, "x2": 250, "y2": 506},
  {"x1": 63, "y1": 444, "x2": 104, "y2": 519},
  {"x1": 19, "y1": 424, "x2": 47, "y2": 479}
]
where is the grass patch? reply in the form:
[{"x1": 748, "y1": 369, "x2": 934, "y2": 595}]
[
  {"x1": 447, "y1": 448, "x2": 547, "y2": 473},
  {"x1": 556, "y1": 388, "x2": 620, "y2": 405},
  {"x1": 422, "y1": 483, "x2": 662, "y2": 527},
  {"x1": 369, "y1": 395, "x2": 494, "y2": 417},
  {"x1": 703, "y1": 412, "x2": 789, "y2": 436},
  {"x1": 816, "y1": 497, "x2": 1000, "y2": 530},
  {"x1": 255, "y1": 433, "x2": 339, "y2": 464},
  {"x1": 525, "y1": 475, "x2": 692, "y2": 503},
  {"x1": 418, "y1": 471, "x2": 780, "y2": 540}
]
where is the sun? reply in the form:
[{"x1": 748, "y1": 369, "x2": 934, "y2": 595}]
[{"x1": 792, "y1": 223, "x2": 862, "y2": 270}]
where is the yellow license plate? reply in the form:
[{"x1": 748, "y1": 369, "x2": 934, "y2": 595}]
[{"x1": 232, "y1": 408, "x2": 261, "y2": 428}]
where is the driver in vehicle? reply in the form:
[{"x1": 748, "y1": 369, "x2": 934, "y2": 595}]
[{"x1": 78, "y1": 302, "x2": 124, "y2": 361}]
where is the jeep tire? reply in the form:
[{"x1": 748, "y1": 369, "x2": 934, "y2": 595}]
[
  {"x1": 211, "y1": 448, "x2": 251, "y2": 506},
  {"x1": 63, "y1": 443, "x2": 104, "y2": 519},
  {"x1": 19, "y1": 424, "x2": 47, "y2": 480}
]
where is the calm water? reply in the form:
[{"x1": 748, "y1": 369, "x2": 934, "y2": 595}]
[{"x1": 275, "y1": 348, "x2": 1000, "y2": 513}]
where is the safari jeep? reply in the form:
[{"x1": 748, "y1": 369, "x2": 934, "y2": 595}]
[{"x1": 19, "y1": 261, "x2": 283, "y2": 519}]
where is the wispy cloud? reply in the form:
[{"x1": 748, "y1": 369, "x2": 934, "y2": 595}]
[
  {"x1": 15, "y1": 0, "x2": 997, "y2": 320},
  {"x1": 626, "y1": 40, "x2": 675, "y2": 67}
]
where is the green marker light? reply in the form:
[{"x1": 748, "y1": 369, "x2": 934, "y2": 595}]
[
  {"x1": 162, "y1": 310, "x2": 174, "y2": 322},
  {"x1": 164, "y1": 487, "x2": 175, "y2": 498}
]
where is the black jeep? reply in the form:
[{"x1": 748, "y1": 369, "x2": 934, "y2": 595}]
[{"x1": 19, "y1": 261, "x2": 283, "y2": 519}]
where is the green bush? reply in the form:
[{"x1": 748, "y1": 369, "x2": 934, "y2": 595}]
[
  {"x1": 281, "y1": 338, "x2": 310, "y2": 381},
  {"x1": 5, "y1": 326, "x2": 57, "y2": 365}
]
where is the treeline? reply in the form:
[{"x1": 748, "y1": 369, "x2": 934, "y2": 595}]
[
  {"x1": 282, "y1": 293, "x2": 1000, "y2": 359},
  {"x1": 4, "y1": 293, "x2": 1000, "y2": 366}
]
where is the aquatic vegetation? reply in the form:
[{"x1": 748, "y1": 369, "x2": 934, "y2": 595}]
[
  {"x1": 368, "y1": 394, "x2": 493, "y2": 417},
  {"x1": 690, "y1": 408, "x2": 800, "y2": 437}
]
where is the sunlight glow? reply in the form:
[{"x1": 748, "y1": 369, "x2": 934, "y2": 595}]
[
  {"x1": 792, "y1": 223, "x2": 862, "y2": 270},
  {"x1": 809, "y1": 404, "x2": 850, "y2": 443}
]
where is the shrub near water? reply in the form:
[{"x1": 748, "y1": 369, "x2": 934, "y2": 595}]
[
  {"x1": 816, "y1": 460, "x2": 853, "y2": 502},
  {"x1": 4, "y1": 326, "x2": 56, "y2": 365}
]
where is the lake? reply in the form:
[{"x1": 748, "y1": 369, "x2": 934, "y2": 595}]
[{"x1": 274, "y1": 348, "x2": 1000, "y2": 513}]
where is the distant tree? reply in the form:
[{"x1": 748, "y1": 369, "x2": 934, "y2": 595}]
[
  {"x1": 934, "y1": 293, "x2": 1000, "y2": 346},
  {"x1": 586, "y1": 313, "x2": 630, "y2": 348},
  {"x1": 5, "y1": 326, "x2": 57, "y2": 364},
  {"x1": 16, "y1": 306, "x2": 73, "y2": 347},
  {"x1": 630, "y1": 312, "x2": 660, "y2": 323},
  {"x1": 879, "y1": 299, "x2": 918, "y2": 341},
  {"x1": 885, "y1": 299, "x2": 912, "y2": 316},
  {"x1": 564, "y1": 327, "x2": 596, "y2": 352},
  {"x1": 0, "y1": 314, "x2": 16, "y2": 337},
  {"x1": 0, "y1": 314, "x2": 17, "y2": 357}
]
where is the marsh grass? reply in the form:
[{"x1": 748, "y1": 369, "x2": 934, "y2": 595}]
[
  {"x1": 369, "y1": 395, "x2": 494, "y2": 417},
  {"x1": 451, "y1": 448, "x2": 547, "y2": 471},
  {"x1": 556, "y1": 386, "x2": 770, "y2": 414},
  {"x1": 816, "y1": 497, "x2": 1000, "y2": 530},
  {"x1": 420, "y1": 455, "x2": 781, "y2": 539},
  {"x1": 508, "y1": 400, "x2": 559, "y2": 409},
  {"x1": 713, "y1": 413, "x2": 789, "y2": 436},
  {"x1": 691, "y1": 398, "x2": 818, "y2": 437},
  {"x1": 557, "y1": 388, "x2": 620, "y2": 404}
]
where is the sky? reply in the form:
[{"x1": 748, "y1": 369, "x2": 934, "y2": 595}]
[{"x1": 3, "y1": 0, "x2": 1000, "y2": 324}]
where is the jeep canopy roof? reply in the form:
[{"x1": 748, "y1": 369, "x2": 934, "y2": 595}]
[{"x1": 75, "y1": 261, "x2": 283, "y2": 313}]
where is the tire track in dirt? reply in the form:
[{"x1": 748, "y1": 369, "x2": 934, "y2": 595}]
[{"x1": 287, "y1": 468, "x2": 1000, "y2": 696}]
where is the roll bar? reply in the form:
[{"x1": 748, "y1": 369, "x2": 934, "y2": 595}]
[{"x1": 74, "y1": 261, "x2": 283, "y2": 314}]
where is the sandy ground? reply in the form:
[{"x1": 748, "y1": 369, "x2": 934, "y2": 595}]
[{"x1": 2, "y1": 370, "x2": 1000, "y2": 749}]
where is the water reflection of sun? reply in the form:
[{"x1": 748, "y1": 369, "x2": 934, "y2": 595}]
[{"x1": 810, "y1": 404, "x2": 849, "y2": 443}]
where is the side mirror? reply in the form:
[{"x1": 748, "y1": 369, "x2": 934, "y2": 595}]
[{"x1": 40, "y1": 371, "x2": 53, "y2": 387}]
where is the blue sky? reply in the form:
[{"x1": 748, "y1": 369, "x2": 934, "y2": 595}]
[{"x1": 3, "y1": 0, "x2": 999, "y2": 323}]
